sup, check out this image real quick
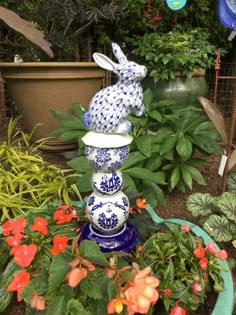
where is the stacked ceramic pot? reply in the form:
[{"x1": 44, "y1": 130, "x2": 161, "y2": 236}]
[{"x1": 79, "y1": 131, "x2": 139, "y2": 252}]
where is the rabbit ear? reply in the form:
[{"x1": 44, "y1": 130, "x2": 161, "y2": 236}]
[
  {"x1": 93, "y1": 53, "x2": 118, "y2": 71},
  {"x1": 112, "y1": 42, "x2": 128, "y2": 64}
]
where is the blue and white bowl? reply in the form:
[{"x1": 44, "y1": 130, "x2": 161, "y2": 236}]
[
  {"x1": 92, "y1": 170, "x2": 123, "y2": 195},
  {"x1": 87, "y1": 191, "x2": 129, "y2": 233},
  {"x1": 85, "y1": 145, "x2": 129, "y2": 172}
]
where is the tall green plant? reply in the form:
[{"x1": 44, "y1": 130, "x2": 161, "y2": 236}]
[
  {"x1": 51, "y1": 90, "x2": 222, "y2": 208},
  {"x1": 0, "y1": 118, "x2": 75, "y2": 222}
]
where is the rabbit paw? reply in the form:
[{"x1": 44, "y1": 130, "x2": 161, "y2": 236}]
[
  {"x1": 116, "y1": 121, "x2": 131, "y2": 134},
  {"x1": 83, "y1": 112, "x2": 90, "y2": 129}
]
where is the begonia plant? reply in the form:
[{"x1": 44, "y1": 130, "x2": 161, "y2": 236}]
[{"x1": 0, "y1": 198, "x2": 227, "y2": 315}]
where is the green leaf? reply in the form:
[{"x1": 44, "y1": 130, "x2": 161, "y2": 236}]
[
  {"x1": 148, "y1": 109, "x2": 162, "y2": 122},
  {"x1": 186, "y1": 193, "x2": 214, "y2": 217},
  {"x1": 170, "y1": 166, "x2": 180, "y2": 190},
  {"x1": 79, "y1": 277, "x2": 103, "y2": 299},
  {"x1": 121, "y1": 151, "x2": 147, "y2": 170},
  {"x1": 214, "y1": 192, "x2": 236, "y2": 222},
  {"x1": 50, "y1": 110, "x2": 79, "y2": 121},
  {"x1": 80, "y1": 240, "x2": 109, "y2": 266},
  {"x1": 123, "y1": 167, "x2": 166, "y2": 185},
  {"x1": 46, "y1": 296, "x2": 68, "y2": 315},
  {"x1": 144, "y1": 154, "x2": 162, "y2": 172},
  {"x1": 180, "y1": 165, "x2": 192, "y2": 190},
  {"x1": 58, "y1": 130, "x2": 85, "y2": 140},
  {"x1": 48, "y1": 252, "x2": 72, "y2": 290},
  {"x1": 76, "y1": 171, "x2": 93, "y2": 192},
  {"x1": 134, "y1": 135, "x2": 153, "y2": 157},
  {"x1": 61, "y1": 120, "x2": 86, "y2": 130},
  {"x1": 203, "y1": 215, "x2": 233, "y2": 242},
  {"x1": 160, "y1": 135, "x2": 177, "y2": 156},
  {"x1": 123, "y1": 174, "x2": 137, "y2": 192},
  {"x1": 67, "y1": 156, "x2": 92, "y2": 172},
  {"x1": 155, "y1": 127, "x2": 173, "y2": 143},
  {"x1": 226, "y1": 173, "x2": 236, "y2": 193},
  {"x1": 21, "y1": 276, "x2": 48, "y2": 303},
  {"x1": 143, "y1": 181, "x2": 166, "y2": 206},
  {"x1": 72, "y1": 102, "x2": 86, "y2": 119},
  {"x1": 187, "y1": 166, "x2": 206, "y2": 186},
  {"x1": 176, "y1": 136, "x2": 192, "y2": 160},
  {"x1": 67, "y1": 299, "x2": 92, "y2": 315},
  {"x1": 163, "y1": 259, "x2": 174, "y2": 283}
]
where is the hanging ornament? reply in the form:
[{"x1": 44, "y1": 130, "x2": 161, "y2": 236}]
[{"x1": 166, "y1": 0, "x2": 187, "y2": 11}]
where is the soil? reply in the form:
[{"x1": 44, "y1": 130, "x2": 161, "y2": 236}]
[{"x1": 0, "y1": 116, "x2": 235, "y2": 315}]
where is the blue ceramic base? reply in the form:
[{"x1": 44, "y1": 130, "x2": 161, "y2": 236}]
[{"x1": 79, "y1": 222, "x2": 139, "y2": 253}]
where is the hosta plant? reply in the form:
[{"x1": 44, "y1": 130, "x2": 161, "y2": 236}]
[
  {"x1": 50, "y1": 89, "x2": 222, "y2": 208},
  {"x1": 186, "y1": 189, "x2": 236, "y2": 244},
  {"x1": 0, "y1": 199, "x2": 227, "y2": 315},
  {"x1": 0, "y1": 118, "x2": 75, "y2": 222}
]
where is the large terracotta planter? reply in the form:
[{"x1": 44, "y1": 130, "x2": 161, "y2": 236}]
[
  {"x1": 142, "y1": 70, "x2": 208, "y2": 106},
  {"x1": 0, "y1": 62, "x2": 105, "y2": 151}
]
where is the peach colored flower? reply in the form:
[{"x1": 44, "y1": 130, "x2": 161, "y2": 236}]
[
  {"x1": 31, "y1": 292, "x2": 46, "y2": 311},
  {"x1": 105, "y1": 256, "x2": 117, "y2": 278},
  {"x1": 66, "y1": 267, "x2": 87, "y2": 288},
  {"x1": 216, "y1": 249, "x2": 228, "y2": 260},
  {"x1": 107, "y1": 295, "x2": 128, "y2": 314},
  {"x1": 7, "y1": 270, "x2": 30, "y2": 301},
  {"x1": 181, "y1": 225, "x2": 190, "y2": 233},
  {"x1": 192, "y1": 283, "x2": 202, "y2": 293},
  {"x1": 124, "y1": 266, "x2": 160, "y2": 314},
  {"x1": 14, "y1": 244, "x2": 37, "y2": 267},
  {"x1": 206, "y1": 242, "x2": 217, "y2": 255}
]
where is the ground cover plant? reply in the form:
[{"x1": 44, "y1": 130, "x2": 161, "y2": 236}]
[{"x1": 0, "y1": 198, "x2": 228, "y2": 315}]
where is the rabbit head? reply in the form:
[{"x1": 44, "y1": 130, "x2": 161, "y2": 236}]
[{"x1": 93, "y1": 43, "x2": 147, "y2": 81}]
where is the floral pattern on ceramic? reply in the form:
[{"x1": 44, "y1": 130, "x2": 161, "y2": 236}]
[
  {"x1": 85, "y1": 43, "x2": 147, "y2": 134},
  {"x1": 92, "y1": 170, "x2": 123, "y2": 195},
  {"x1": 85, "y1": 145, "x2": 129, "y2": 172},
  {"x1": 87, "y1": 191, "x2": 129, "y2": 233}
]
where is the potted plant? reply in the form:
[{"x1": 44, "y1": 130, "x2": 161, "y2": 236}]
[
  {"x1": 0, "y1": 198, "x2": 233, "y2": 315},
  {"x1": 125, "y1": 27, "x2": 227, "y2": 106}
]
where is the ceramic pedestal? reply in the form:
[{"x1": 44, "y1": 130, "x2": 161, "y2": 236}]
[{"x1": 79, "y1": 131, "x2": 139, "y2": 252}]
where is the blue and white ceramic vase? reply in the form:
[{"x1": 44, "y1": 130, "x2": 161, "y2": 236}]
[{"x1": 79, "y1": 131, "x2": 139, "y2": 252}]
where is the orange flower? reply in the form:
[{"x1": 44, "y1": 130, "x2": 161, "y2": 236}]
[
  {"x1": 31, "y1": 292, "x2": 46, "y2": 311},
  {"x1": 7, "y1": 270, "x2": 30, "y2": 301},
  {"x1": 136, "y1": 198, "x2": 146, "y2": 209},
  {"x1": 53, "y1": 205, "x2": 78, "y2": 224},
  {"x1": 6, "y1": 234, "x2": 23, "y2": 247},
  {"x1": 12, "y1": 216, "x2": 26, "y2": 235},
  {"x1": 199, "y1": 257, "x2": 208, "y2": 270},
  {"x1": 66, "y1": 267, "x2": 87, "y2": 288},
  {"x1": 124, "y1": 266, "x2": 160, "y2": 314},
  {"x1": 50, "y1": 235, "x2": 69, "y2": 256},
  {"x1": 1, "y1": 220, "x2": 15, "y2": 236},
  {"x1": 193, "y1": 246, "x2": 205, "y2": 258},
  {"x1": 107, "y1": 295, "x2": 128, "y2": 314},
  {"x1": 14, "y1": 244, "x2": 37, "y2": 267},
  {"x1": 31, "y1": 217, "x2": 48, "y2": 235},
  {"x1": 2, "y1": 217, "x2": 26, "y2": 236}
]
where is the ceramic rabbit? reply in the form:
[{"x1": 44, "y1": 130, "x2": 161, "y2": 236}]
[{"x1": 85, "y1": 43, "x2": 147, "y2": 133}]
